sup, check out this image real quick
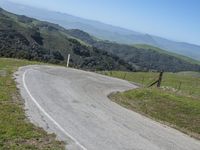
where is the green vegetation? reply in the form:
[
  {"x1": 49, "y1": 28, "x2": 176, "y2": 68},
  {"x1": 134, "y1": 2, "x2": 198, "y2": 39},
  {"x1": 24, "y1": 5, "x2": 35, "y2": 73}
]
[
  {"x1": 102, "y1": 71, "x2": 200, "y2": 97},
  {"x1": 1, "y1": 8, "x2": 200, "y2": 72},
  {"x1": 0, "y1": 8, "x2": 132, "y2": 71},
  {"x1": 67, "y1": 29, "x2": 200, "y2": 72},
  {"x1": 102, "y1": 71, "x2": 200, "y2": 139},
  {"x1": 134, "y1": 44, "x2": 200, "y2": 65},
  {"x1": 0, "y1": 58, "x2": 64, "y2": 150}
]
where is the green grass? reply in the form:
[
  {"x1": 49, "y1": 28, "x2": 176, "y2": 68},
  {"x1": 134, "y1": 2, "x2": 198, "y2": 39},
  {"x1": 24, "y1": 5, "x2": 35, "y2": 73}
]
[
  {"x1": 0, "y1": 58, "x2": 64, "y2": 150},
  {"x1": 102, "y1": 71, "x2": 200, "y2": 98},
  {"x1": 101, "y1": 71, "x2": 200, "y2": 139}
]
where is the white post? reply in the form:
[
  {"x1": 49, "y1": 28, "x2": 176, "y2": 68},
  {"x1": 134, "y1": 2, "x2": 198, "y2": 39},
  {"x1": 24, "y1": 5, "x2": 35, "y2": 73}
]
[{"x1": 67, "y1": 54, "x2": 70, "y2": 68}]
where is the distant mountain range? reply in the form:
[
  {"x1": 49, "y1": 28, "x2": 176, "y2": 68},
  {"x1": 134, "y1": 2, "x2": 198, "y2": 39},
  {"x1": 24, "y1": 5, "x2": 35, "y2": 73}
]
[
  {"x1": 0, "y1": 0, "x2": 200, "y2": 61},
  {"x1": 0, "y1": 8, "x2": 200, "y2": 72},
  {"x1": 0, "y1": 8, "x2": 132, "y2": 71}
]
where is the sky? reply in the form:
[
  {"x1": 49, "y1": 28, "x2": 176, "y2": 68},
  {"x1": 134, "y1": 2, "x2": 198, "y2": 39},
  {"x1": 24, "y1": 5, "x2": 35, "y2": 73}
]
[{"x1": 6, "y1": 0, "x2": 200, "y2": 45}]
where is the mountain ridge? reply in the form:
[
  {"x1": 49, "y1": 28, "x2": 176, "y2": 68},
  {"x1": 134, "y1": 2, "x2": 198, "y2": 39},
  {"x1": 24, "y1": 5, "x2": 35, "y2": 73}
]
[
  {"x1": 0, "y1": 8, "x2": 200, "y2": 72},
  {"x1": 1, "y1": 0, "x2": 200, "y2": 61},
  {"x1": 0, "y1": 8, "x2": 133, "y2": 71},
  {"x1": 66, "y1": 29, "x2": 200, "y2": 72}
]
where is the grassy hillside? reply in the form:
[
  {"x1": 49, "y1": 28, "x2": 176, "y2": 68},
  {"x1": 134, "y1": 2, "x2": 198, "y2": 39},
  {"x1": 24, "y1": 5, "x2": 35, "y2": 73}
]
[
  {"x1": 101, "y1": 71, "x2": 200, "y2": 139},
  {"x1": 0, "y1": 58, "x2": 64, "y2": 150},
  {"x1": 134, "y1": 44, "x2": 200, "y2": 65},
  {"x1": 66, "y1": 29, "x2": 200, "y2": 72},
  {"x1": 2, "y1": 1, "x2": 200, "y2": 61},
  {"x1": 1, "y1": 8, "x2": 200, "y2": 72},
  {"x1": 102, "y1": 71, "x2": 200, "y2": 97},
  {"x1": 0, "y1": 8, "x2": 133, "y2": 71}
]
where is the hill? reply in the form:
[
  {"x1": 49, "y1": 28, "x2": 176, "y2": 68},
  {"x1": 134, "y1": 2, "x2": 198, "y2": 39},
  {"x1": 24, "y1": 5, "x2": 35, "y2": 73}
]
[
  {"x1": 0, "y1": 8, "x2": 133, "y2": 71},
  {"x1": 134, "y1": 44, "x2": 200, "y2": 65},
  {"x1": 0, "y1": 8, "x2": 200, "y2": 72},
  {"x1": 66, "y1": 29, "x2": 200, "y2": 72},
  {"x1": 1, "y1": 0, "x2": 200, "y2": 61}
]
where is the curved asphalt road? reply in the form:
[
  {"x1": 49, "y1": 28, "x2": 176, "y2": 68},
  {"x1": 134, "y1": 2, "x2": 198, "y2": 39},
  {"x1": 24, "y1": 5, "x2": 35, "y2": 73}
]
[{"x1": 15, "y1": 65, "x2": 200, "y2": 150}]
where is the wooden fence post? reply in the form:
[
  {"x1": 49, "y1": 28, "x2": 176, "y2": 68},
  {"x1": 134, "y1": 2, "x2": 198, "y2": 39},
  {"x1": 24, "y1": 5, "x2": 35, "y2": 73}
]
[{"x1": 157, "y1": 71, "x2": 163, "y2": 87}]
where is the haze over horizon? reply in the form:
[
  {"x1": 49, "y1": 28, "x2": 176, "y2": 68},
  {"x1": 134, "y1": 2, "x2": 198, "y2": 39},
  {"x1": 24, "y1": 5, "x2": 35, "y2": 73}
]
[{"x1": 2, "y1": 0, "x2": 200, "y2": 45}]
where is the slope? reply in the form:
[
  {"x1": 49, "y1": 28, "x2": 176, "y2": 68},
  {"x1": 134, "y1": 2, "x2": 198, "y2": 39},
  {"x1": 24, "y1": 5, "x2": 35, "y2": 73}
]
[
  {"x1": 0, "y1": 8, "x2": 133, "y2": 71},
  {"x1": 1, "y1": 0, "x2": 200, "y2": 61},
  {"x1": 66, "y1": 29, "x2": 200, "y2": 72},
  {"x1": 134, "y1": 44, "x2": 200, "y2": 65}
]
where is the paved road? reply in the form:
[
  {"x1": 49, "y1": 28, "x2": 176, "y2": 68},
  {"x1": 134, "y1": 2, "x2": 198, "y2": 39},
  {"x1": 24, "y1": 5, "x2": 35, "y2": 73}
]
[{"x1": 15, "y1": 65, "x2": 200, "y2": 150}]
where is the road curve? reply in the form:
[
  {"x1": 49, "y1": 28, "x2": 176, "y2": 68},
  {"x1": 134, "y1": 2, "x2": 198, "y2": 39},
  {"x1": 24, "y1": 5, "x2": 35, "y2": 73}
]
[{"x1": 15, "y1": 65, "x2": 200, "y2": 150}]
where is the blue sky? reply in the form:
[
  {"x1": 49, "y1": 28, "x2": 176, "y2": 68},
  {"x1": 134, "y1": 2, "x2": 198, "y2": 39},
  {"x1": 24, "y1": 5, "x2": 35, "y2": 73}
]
[{"x1": 7, "y1": 0, "x2": 200, "y2": 45}]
